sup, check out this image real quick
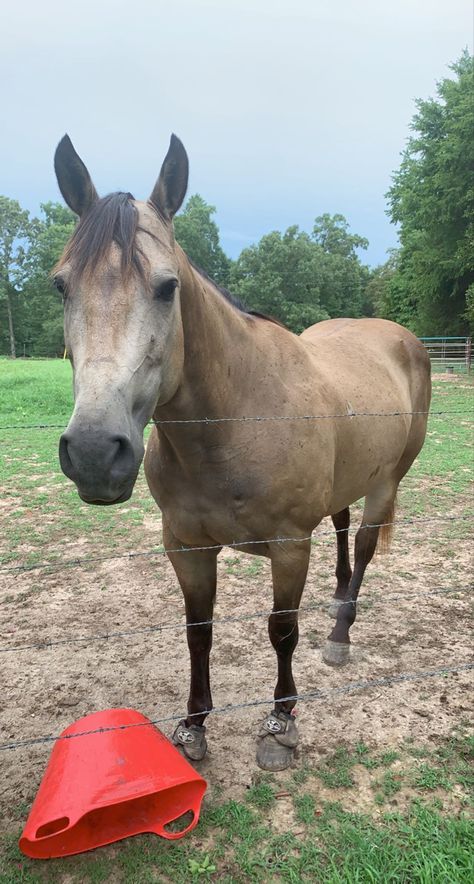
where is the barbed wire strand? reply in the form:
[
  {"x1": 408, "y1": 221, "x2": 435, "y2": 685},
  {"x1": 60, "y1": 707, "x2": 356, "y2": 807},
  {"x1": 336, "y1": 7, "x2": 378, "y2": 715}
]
[
  {"x1": 0, "y1": 585, "x2": 468, "y2": 655},
  {"x1": 1, "y1": 513, "x2": 472, "y2": 576},
  {"x1": 1, "y1": 408, "x2": 473, "y2": 432},
  {"x1": 1, "y1": 662, "x2": 472, "y2": 752},
  {"x1": 151, "y1": 410, "x2": 474, "y2": 425}
]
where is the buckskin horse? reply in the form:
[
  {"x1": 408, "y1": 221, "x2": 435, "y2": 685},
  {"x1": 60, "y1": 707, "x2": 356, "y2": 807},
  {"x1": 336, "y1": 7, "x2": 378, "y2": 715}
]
[{"x1": 53, "y1": 134, "x2": 431, "y2": 770}]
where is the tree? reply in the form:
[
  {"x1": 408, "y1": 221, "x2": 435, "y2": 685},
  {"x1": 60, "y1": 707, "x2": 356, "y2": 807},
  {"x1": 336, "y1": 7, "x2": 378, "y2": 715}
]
[
  {"x1": 313, "y1": 214, "x2": 370, "y2": 318},
  {"x1": 230, "y1": 226, "x2": 330, "y2": 333},
  {"x1": 0, "y1": 197, "x2": 32, "y2": 357},
  {"x1": 21, "y1": 203, "x2": 76, "y2": 356},
  {"x1": 313, "y1": 213, "x2": 368, "y2": 258},
  {"x1": 364, "y1": 251, "x2": 417, "y2": 327},
  {"x1": 386, "y1": 51, "x2": 474, "y2": 334},
  {"x1": 230, "y1": 215, "x2": 370, "y2": 333},
  {"x1": 174, "y1": 194, "x2": 231, "y2": 286}
]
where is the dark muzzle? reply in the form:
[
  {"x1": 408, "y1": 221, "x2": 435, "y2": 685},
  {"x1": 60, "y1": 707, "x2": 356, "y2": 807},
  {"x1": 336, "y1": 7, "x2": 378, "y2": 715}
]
[{"x1": 59, "y1": 425, "x2": 140, "y2": 504}]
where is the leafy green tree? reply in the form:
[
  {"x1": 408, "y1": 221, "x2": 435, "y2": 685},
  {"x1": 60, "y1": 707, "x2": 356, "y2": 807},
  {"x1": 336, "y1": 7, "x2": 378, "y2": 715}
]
[
  {"x1": 465, "y1": 283, "x2": 474, "y2": 329},
  {"x1": 174, "y1": 194, "x2": 231, "y2": 286},
  {"x1": 364, "y1": 251, "x2": 416, "y2": 326},
  {"x1": 230, "y1": 226, "x2": 330, "y2": 333},
  {"x1": 386, "y1": 51, "x2": 474, "y2": 334},
  {"x1": 0, "y1": 197, "x2": 32, "y2": 357},
  {"x1": 230, "y1": 215, "x2": 370, "y2": 333},
  {"x1": 21, "y1": 202, "x2": 76, "y2": 356},
  {"x1": 313, "y1": 213, "x2": 368, "y2": 258},
  {"x1": 313, "y1": 214, "x2": 370, "y2": 318}
]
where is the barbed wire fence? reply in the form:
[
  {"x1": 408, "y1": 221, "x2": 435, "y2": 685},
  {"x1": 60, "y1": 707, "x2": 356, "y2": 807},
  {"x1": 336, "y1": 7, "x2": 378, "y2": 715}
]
[
  {"x1": 1, "y1": 513, "x2": 472, "y2": 576},
  {"x1": 1, "y1": 662, "x2": 473, "y2": 752},
  {"x1": 0, "y1": 583, "x2": 470, "y2": 655},
  {"x1": 0, "y1": 407, "x2": 473, "y2": 432},
  {"x1": 1, "y1": 405, "x2": 473, "y2": 753}
]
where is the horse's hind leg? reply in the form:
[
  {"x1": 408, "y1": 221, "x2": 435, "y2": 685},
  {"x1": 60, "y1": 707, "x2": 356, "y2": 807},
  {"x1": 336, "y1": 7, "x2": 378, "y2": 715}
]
[
  {"x1": 163, "y1": 523, "x2": 220, "y2": 762},
  {"x1": 328, "y1": 508, "x2": 352, "y2": 618},
  {"x1": 323, "y1": 485, "x2": 396, "y2": 666},
  {"x1": 256, "y1": 539, "x2": 311, "y2": 771}
]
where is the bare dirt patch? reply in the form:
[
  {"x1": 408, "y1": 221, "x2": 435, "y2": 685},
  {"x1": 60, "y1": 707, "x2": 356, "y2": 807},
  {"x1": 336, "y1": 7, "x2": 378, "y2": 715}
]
[{"x1": 1, "y1": 496, "x2": 472, "y2": 833}]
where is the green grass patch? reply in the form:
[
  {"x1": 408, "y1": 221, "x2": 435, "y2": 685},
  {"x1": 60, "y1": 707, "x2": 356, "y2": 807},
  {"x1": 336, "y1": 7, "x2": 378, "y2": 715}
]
[
  {"x1": 2, "y1": 797, "x2": 473, "y2": 883},
  {"x1": 0, "y1": 360, "x2": 160, "y2": 567},
  {"x1": 1, "y1": 735, "x2": 473, "y2": 881},
  {"x1": 399, "y1": 376, "x2": 474, "y2": 513},
  {"x1": 317, "y1": 747, "x2": 355, "y2": 789},
  {"x1": 0, "y1": 358, "x2": 73, "y2": 425}
]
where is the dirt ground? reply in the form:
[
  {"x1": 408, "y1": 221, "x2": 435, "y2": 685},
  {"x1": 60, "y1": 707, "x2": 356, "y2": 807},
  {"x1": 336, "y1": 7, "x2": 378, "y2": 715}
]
[{"x1": 1, "y1": 494, "x2": 472, "y2": 833}]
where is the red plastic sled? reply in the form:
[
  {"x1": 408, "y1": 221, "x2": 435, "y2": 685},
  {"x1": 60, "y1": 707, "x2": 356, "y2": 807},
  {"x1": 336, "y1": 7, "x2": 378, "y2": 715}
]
[{"x1": 19, "y1": 708, "x2": 207, "y2": 859}]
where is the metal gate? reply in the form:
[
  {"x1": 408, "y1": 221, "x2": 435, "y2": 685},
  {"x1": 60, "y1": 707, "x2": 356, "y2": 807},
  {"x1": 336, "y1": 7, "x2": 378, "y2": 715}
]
[{"x1": 419, "y1": 337, "x2": 472, "y2": 373}]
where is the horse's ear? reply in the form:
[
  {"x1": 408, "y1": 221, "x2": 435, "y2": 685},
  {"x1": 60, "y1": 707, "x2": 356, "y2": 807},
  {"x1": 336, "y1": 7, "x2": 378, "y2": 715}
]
[
  {"x1": 149, "y1": 134, "x2": 189, "y2": 220},
  {"x1": 54, "y1": 135, "x2": 98, "y2": 217}
]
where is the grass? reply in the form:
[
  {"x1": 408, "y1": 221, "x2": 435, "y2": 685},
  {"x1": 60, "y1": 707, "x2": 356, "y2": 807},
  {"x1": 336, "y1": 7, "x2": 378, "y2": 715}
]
[
  {"x1": 0, "y1": 358, "x2": 74, "y2": 426},
  {"x1": 223, "y1": 554, "x2": 265, "y2": 579},
  {"x1": 0, "y1": 361, "x2": 473, "y2": 881},
  {"x1": 2, "y1": 748, "x2": 473, "y2": 883},
  {"x1": 0, "y1": 359, "x2": 160, "y2": 569},
  {"x1": 399, "y1": 375, "x2": 474, "y2": 515}
]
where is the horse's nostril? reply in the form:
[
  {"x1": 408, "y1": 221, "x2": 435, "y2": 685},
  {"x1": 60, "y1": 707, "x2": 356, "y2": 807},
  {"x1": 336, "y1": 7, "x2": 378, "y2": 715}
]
[
  {"x1": 59, "y1": 433, "x2": 74, "y2": 477},
  {"x1": 110, "y1": 435, "x2": 135, "y2": 476}
]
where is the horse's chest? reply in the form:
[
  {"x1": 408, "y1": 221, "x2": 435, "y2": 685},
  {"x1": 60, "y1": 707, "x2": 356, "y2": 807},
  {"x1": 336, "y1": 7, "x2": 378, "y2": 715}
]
[{"x1": 149, "y1": 454, "x2": 264, "y2": 544}]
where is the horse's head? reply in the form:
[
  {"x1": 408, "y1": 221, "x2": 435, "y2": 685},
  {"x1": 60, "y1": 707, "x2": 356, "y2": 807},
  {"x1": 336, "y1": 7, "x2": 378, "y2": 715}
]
[{"x1": 54, "y1": 135, "x2": 189, "y2": 504}]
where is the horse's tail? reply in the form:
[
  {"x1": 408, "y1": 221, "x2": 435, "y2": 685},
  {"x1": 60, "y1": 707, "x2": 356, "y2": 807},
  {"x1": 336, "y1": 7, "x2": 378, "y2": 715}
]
[{"x1": 377, "y1": 496, "x2": 397, "y2": 554}]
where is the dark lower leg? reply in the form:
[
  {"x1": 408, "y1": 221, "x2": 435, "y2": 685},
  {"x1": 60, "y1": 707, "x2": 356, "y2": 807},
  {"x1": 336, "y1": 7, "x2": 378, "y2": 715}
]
[
  {"x1": 328, "y1": 524, "x2": 379, "y2": 645},
  {"x1": 185, "y1": 602, "x2": 213, "y2": 727},
  {"x1": 269, "y1": 543, "x2": 310, "y2": 712},
  {"x1": 332, "y1": 508, "x2": 352, "y2": 599},
  {"x1": 164, "y1": 526, "x2": 218, "y2": 729},
  {"x1": 257, "y1": 543, "x2": 310, "y2": 770},
  {"x1": 269, "y1": 611, "x2": 299, "y2": 714}
]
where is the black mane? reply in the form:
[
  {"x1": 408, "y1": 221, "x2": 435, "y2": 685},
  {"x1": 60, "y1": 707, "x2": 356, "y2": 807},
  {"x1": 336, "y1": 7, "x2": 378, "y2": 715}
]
[
  {"x1": 189, "y1": 259, "x2": 285, "y2": 327},
  {"x1": 188, "y1": 260, "x2": 248, "y2": 313}
]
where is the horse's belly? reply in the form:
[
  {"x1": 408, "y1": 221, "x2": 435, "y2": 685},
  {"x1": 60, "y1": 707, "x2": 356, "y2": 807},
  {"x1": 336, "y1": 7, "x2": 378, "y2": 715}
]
[{"x1": 328, "y1": 415, "x2": 412, "y2": 513}]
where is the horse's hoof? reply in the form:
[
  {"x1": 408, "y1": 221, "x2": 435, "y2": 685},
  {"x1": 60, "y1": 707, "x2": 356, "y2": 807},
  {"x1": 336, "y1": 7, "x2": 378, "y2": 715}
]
[
  {"x1": 171, "y1": 720, "x2": 207, "y2": 762},
  {"x1": 322, "y1": 639, "x2": 351, "y2": 666},
  {"x1": 256, "y1": 710, "x2": 298, "y2": 771},
  {"x1": 328, "y1": 599, "x2": 344, "y2": 619}
]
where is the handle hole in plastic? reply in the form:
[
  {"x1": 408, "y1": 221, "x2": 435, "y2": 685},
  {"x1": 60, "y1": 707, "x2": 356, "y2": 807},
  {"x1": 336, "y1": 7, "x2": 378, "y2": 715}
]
[
  {"x1": 35, "y1": 817, "x2": 70, "y2": 839},
  {"x1": 163, "y1": 810, "x2": 194, "y2": 834}
]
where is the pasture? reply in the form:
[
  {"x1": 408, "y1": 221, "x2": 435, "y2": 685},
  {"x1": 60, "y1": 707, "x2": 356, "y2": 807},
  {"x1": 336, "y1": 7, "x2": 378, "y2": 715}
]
[{"x1": 0, "y1": 358, "x2": 473, "y2": 882}]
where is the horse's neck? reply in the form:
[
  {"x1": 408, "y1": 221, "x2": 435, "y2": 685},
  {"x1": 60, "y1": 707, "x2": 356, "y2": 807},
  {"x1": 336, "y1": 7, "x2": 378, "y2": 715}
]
[{"x1": 161, "y1": 257, "x2": 255, "y2": 420}]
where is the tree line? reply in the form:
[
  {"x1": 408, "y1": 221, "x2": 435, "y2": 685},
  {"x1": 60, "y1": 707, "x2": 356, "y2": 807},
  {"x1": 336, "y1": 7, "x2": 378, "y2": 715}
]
[{"x1": 1, "y1": 52, "x2": 472, "y2": 358}]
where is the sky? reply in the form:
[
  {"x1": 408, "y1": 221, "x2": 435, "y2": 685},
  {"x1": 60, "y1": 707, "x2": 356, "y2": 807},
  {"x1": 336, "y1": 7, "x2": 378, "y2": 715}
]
[{"x1": 1, "y1": 0, "x2": 472, "y2": 266}]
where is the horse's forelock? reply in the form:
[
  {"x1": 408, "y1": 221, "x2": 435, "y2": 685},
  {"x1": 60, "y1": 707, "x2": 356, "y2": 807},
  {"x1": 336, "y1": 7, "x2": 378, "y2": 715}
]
[{"x1": 56, "y1": 192, "x2": 148, "y2": 285}]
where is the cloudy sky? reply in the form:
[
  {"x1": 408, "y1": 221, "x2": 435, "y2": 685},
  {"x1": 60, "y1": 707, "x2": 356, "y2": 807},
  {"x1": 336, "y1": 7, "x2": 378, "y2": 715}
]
[{"x1": 1, "y1": 0, "x2": 471, "y2": 265}]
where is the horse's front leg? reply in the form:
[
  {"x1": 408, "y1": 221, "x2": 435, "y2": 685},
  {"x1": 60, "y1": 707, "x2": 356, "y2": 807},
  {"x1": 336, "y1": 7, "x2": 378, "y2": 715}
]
[
  {"x1": 164, "y1": 523, "x2": 221, "y2": 763},
  {"x1": 256, "y1": 539, "x2": 311, "y2": 771}
]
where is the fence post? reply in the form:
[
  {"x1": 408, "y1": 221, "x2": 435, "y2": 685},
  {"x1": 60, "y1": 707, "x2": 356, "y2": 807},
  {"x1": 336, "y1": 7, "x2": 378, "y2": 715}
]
[{"x1": 467, "y1": 337, "x2": 472, "y2": 373}]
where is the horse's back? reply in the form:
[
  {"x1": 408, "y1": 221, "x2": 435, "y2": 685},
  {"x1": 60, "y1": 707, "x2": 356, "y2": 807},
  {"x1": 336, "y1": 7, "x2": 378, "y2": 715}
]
[
  {"x1": 300, "y1": 317, "x2": 430, "y2": 410},
  {"x1": 300, "y1": 316, "x2": 425, "y2": 361}
]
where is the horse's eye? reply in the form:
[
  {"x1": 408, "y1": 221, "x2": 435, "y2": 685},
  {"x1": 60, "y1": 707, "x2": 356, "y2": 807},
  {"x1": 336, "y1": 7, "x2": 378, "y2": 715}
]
[
  {"x1": 53, "y1": 277, "x2": 66, "y2": 298},
  {"x1": 154, "y1": 278, "x2": 178, "y2": 302}
]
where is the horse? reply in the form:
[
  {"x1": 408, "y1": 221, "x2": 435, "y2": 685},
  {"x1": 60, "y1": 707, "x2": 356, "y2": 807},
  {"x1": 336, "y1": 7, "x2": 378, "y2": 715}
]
[{"x1": 53, "y1": 134, "x2": 431, "y2": 771}]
